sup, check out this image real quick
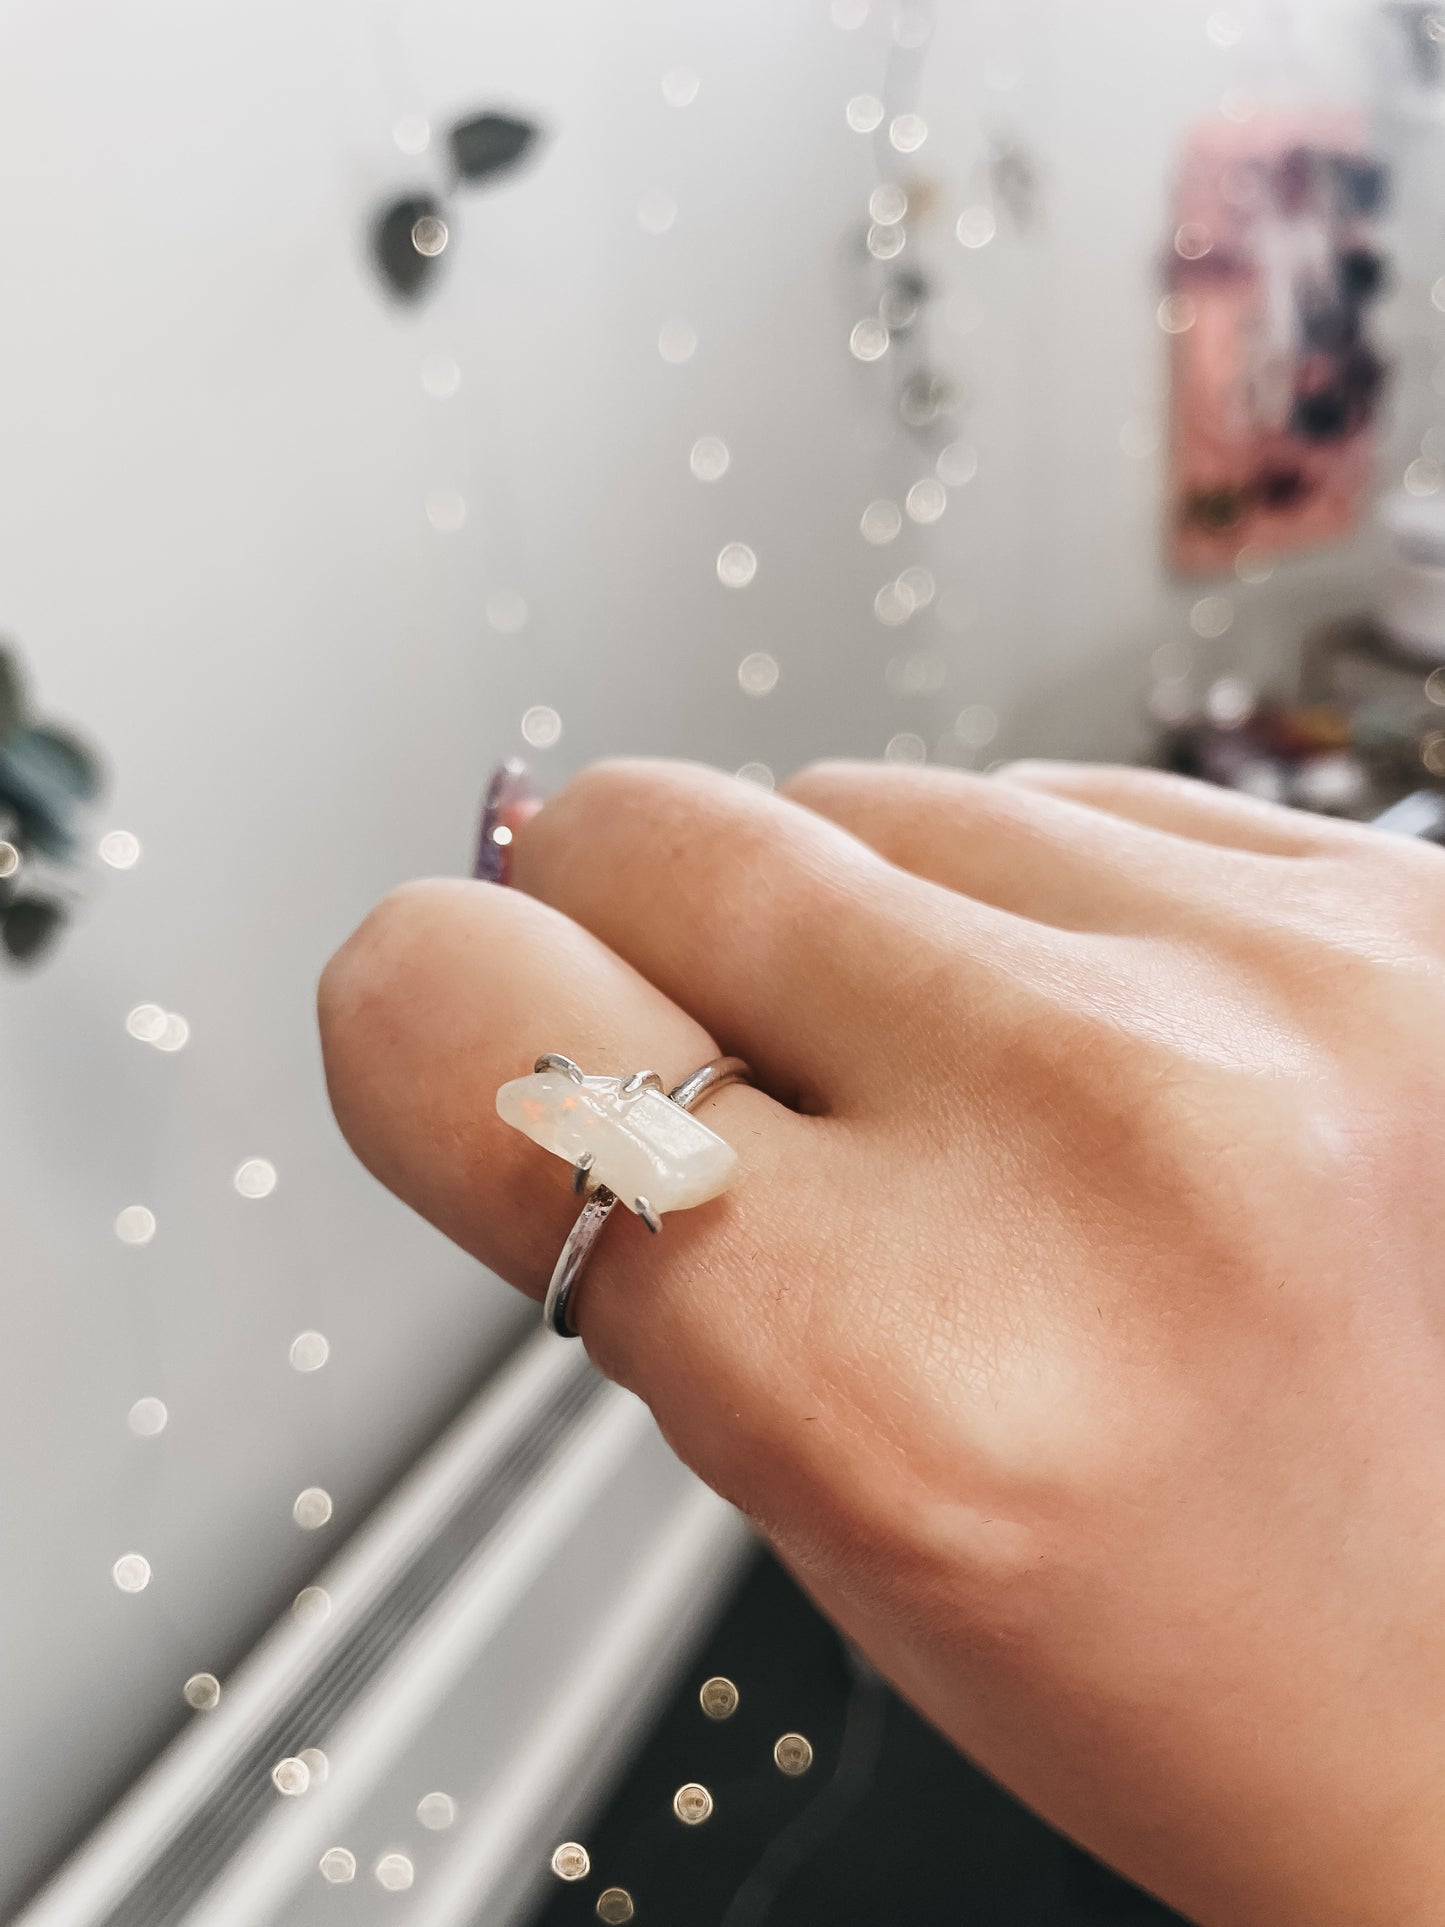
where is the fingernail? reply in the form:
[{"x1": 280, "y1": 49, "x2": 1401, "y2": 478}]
[{"x1": 473, "y1": 759, "x2": 541, "y2": 883}]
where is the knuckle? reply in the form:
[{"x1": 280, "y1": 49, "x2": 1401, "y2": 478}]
[
  {"x1": 317, "y1": 879, "x2": 454, "y2": 1071},
  {"x1": 991, "y1": 756, "x2": 1063, "y2": 783},
  {"x1": 532, "y1": 759, "x2": 752, "y2": 886},
  {"x1": 550, "y1": 756, "x2": 655, "y2": 818},
  {"x1": 544, "y1": 756, "x2": 700, "y2": 835},
  {"x1": 556, "y1": 756, "x2": 826, "y2": 897},
  {"x1": 1107, "y1": 765, "x2": 1188, "y2": 796},
  {"x1": 1069, "y1": 766, "x2": 1192, "y2": 812},
  {"x1": 779, "y1": 758, "x2": 862, "y2": 806}
]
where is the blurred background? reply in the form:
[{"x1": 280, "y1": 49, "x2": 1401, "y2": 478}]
[{"x1": 5, "y1": 1, "x2": 1445, "y2": 1921}]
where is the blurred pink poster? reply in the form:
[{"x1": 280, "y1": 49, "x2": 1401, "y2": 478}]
[{"x1": 1168, "y1": 113, "x2": 1388, "y2": 573}]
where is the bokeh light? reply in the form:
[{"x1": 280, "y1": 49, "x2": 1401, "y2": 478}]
[
  {"x1": 293, "y1": 1586, "x2": 332, "y2": 1624},
  {"x1": 292, "y1": 1487, "x2": 333, "y2": 1530},
  {"x1": 660, "y1": 67, "x2": 700, "y2": 107},
  {"x1": 885, "y1": 733, "x2": 927, "y2": 764},
  {"x1": 487, "y1": 590, "x2": 529, "y2": 634},
  {"x1": 98, "y1": 830, "x2": 141, "y2": 870},
  {"x1": 689, "y1": 435, "x2": 730, "y2": 482},
  {"x1": 699, "y1": 1676, "x2": 740, "y2": 1719},
  {"x1": 737, "y1": 652, "x2": 779, "y2": 695},
  {"x1": 850, "y1": 318, "x2": 890, "y2": 362},
  {"x1": 551, "y1": 1843, "x2": 590, "y2": 1881},
  {"x1": 717, "y1": 543, "x2": 758, "y2": 588},
  {"x1": 289, "y1": 1331, "x2": 330, "y2": 1373},
  {"x1": 425, "y1": 488, "x2": 466, "y2": 533},
  {"x1": 112, "y1": 1553, "x2": 151, "y2": 1594},
  {"x1": 637, "y1": 190, "x2": 677, "y2": 235},
  {"x1": 906, "y1": 478, "x2": 947, "y2": 523},
  {"x1": 522, "y1": 706, "x2": 563, "y2": 748},
  {"x1": 658, "y1": 319, "x2": 698, "y2": 364},
  {"x1": 410, "y1": 215, "x2": 448, "y2": 258},
  {"x1": 868, "y1": 184, "x2": 908, "y2": 226},
  {"x1": 420, "y1": 354, "x2": 461, "y2": 400},
  {"x1": 673, "y1": 1782, "x2": 714, "y2": 1824},
  {"x1": 417, "y1": 1791, "x2": 456, "y2": 1830},
  {"x1": 374, "y1": 1853, "x2": 415, "y2": 1892},
  {"x1": 234, "y1": 1158, "x2": 277, "y2": 1200},
  {"x1": 861, "y1": 499, "x2": 902, "y2": 544},
  {"x1": 115, "y1": 1206, "x2": 156, "y2": 1247},
  {"x1": 128, "y1": 1397, "x2": 168, "y2": 1438},
  {"x1": 183, "y1": 1673, "x2": 221, "y2": 1711},
  {"x1": 392, "y1": 116, "x2": 429, "y2": 155}
]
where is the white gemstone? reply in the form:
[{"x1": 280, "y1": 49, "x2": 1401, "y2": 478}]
[{"x1": 496, "y1": 1071, "x2": 738, "y2": 1217}]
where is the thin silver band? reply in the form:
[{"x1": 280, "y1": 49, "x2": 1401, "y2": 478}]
[{"x1": 542, "y1": 1055, "x2": 751, "y2": 1338}]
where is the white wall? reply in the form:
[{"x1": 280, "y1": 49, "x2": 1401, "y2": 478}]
[{"x1": 0, "y1": 0, "x2": 1396, "y2": 1910}]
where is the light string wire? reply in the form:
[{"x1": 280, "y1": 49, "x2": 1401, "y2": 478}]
[
  {"x1": 716, "y1": 1646, "x2": 890, "y2": 1927},
  {"x1": 867, "y1": 0, "x2": 937, "y2": 434}
]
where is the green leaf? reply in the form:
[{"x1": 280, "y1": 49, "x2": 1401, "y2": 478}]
[
  {"x1": 373, "y1": 194, "x2": 448, "y2": 302},
  {"x1": 0, "y1": 733, "x2": 85, "y2": 855},
  {"x1": 1, "y1": 895, "x2": 64, "y2": 962},
  {"x1": 22, "y1": 726, "x2": 102, "y2": 801},
  {"x1": 449, "y1": 112, "x2": 539, "y2": 185},
  {"x1": 0, "y1": 649, "x2": 24, "y2": 745}
]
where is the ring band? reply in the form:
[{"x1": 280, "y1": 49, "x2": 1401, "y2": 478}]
[{"x1": 541, "y1": 1056, "x2": 751, "y2": 1337}]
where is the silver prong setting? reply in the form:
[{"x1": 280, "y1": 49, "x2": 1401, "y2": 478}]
[
  {"x1": 635, "y1": 1196, "x2": 662, "y2": 1234},
  {"x1": 571, "y1": 1152, "x2": 595, "y2": 1196},
  {"x1": 534, "y1": 1053, "x2": 586, "y2": 1083},
  {"x1": 620, "y1": 1070, "x2": 665, "y2": 1097}
]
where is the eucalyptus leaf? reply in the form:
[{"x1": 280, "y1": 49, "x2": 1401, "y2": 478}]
[
  {"x1": 373, "y1": 194, "x2": 448, "y2": 301},
  {"x1": 0, "y1": 650, "x2": 23, "y2": 745},
  {"x1": 0, "y1": 733, "x2": 80, "y2": 856},
  {"x1": 1, "y1": 895, "x2": 64, "y2": 963},
  {"x1": 22, "y1": 727, "x2": 101, "y2": 801},
  {"x1": 448, "y1": 112, "x2": 539, "y2": 185}
]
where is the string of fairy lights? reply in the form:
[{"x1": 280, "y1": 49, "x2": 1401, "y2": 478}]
[
  {"x1": 98, "y1": 2, "x2": 985, "y2": 1915},
  {"x1": 541, "y1": 1677, "x2": 821, "y2": 1924}
]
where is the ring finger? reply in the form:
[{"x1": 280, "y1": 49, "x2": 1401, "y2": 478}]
[{"x1": 317, "y1": 876, "x2": 841, "y2": 1498}]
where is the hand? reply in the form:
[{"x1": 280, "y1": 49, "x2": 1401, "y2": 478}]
[{"x1": 319, "y1": 758, "x2": 1445, "y2": 1926}]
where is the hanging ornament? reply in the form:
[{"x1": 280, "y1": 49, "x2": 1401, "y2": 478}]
[{"x1": 373, "y1": 109, "x2": 543, "y2": 301}]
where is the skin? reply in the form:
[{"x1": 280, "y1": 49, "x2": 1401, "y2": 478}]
[{"x1": 318, "y1": 758, "x2": 1445, "y2": 1926}]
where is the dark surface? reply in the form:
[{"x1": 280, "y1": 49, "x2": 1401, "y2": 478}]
[{"x1": 531, "y1": 1550, "x2": 1188, "y2": 1927}]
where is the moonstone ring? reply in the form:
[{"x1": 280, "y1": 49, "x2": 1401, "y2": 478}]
[{"x1": 496, "y1": 1053, "x2": 752, "y2": 1337}]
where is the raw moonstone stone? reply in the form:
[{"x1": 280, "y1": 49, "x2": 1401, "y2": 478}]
[{"x1": 496, "y1": 1070, "x2": 738, "y2": 1217}]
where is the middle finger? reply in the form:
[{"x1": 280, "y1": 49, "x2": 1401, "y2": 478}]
[{"x1": 509, "y1": 757, "x2": 1033, "y2": 1112}]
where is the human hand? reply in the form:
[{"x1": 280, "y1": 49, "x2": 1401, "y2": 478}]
[{"x1": 320, "y1": 758, "x2": 1445, "y2": 1926}]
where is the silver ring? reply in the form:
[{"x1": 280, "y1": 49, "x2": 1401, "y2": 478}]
[{"x1": 541, "y1": 1055, "x2": 751, "y2": 1337}]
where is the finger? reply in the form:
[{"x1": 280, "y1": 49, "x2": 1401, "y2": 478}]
[
  {"x1": 317, "y1": 878, "x2": 839, "y2": 1491},
  {"x1": 996, "y1": 760, "x2": 1325, "y2": 857},
  {"x1": 507, "y1": 758, "x2": 1031, "y2": 1112},
  {"x1": 780, "y1": 760, "x2": 1248, "y2": 933}
]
